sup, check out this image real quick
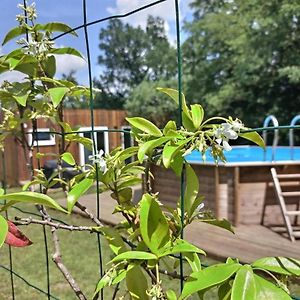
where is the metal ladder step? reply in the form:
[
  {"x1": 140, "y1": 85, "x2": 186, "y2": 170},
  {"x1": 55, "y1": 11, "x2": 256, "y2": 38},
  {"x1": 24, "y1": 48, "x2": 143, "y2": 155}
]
[
  {"x1": 277, "y1": 174, "x2": 300, "y2": 179},
  {"x1": 281, "y1": 191, "x2": 300, "y2": 197},
  {"x1": 286, "y1": 211, "x2": 300, "y2": 216}
]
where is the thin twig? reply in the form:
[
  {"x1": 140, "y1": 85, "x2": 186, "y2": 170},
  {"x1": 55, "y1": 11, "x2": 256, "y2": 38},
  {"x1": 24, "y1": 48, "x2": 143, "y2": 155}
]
[
  {"x1": 14, "y1": 217, "x2": 100, "y2": 232},
  {"x1": 158, "y1": 268, "x2": 185, "y2": 280},
  {"x1": 42, "y1": 208, "x2": 87, "y2": 300},
  {"x1": 112, "y1": 283, "x2": 120, "y2": 300},
  {"x1": 75, "y1": 202, "x2": 103, "y2": 226},
  {"x1": 144, "y1": 159, "x2": 152, "y2": 194}
]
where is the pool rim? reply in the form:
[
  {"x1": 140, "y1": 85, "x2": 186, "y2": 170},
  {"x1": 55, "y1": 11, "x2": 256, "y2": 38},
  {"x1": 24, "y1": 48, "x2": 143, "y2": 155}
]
[{"x1": 186, "y1": 145, "x2": 300, "y2": 167}]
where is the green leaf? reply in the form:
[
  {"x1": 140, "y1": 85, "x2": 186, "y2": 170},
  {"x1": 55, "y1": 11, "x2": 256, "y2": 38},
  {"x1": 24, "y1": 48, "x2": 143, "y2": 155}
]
[
  {"x1": 111, "y1": 187, "x2": 132, "y2": 203},
  {"x1": 61, "y1": 152, "x2": 76, "y2": 166},
  {"x1": 239, "y1": 131, "x2": 265, "y2": 149},
  {"x1": 67, "y1": 178, "x2": 93, "y2": 212},
  {"x1": 115, "y1": 146, "x2": 138, "y2": 162},
  {"x1": 0, "y1": 215, "x2": 8, "y2": 248},
  {"x1": 180, "y1": 263, "x2": 241, "y2": 299},
  {"x1": 184, "y1": 252, "x2": 202, "y2": 273},
  {"x1": 140, "y1": 194, "x2": 170, "y2": 254},
  {"x1": 93, "y1": 266, "x2": 132, "y2": 300},
  {"x1": 218, "y1": 281, "x2": 232, "y2": 300},
  {"x1": 48, "y1": 87, "x2": 69, "y2": 108},
  {"x1": 166, "y1": 290, "x2": 177, "y2": 300},
  {"x1": 93, "y1": 273, "x2": 111, "y2": 299},
  {"x1": 2, "y1": 26, "x2": 26, "y2": 45},
  {"x1": 200, "y1": 218, "x2": 234, "y2": 233},
  {"x1": 252, "y1": 257, "x2": 300, "y2": 276},
  {"x1": 162, "y1": 138, "x2": 191, "y2": 168},
  {"x1": 138, "y1": 137, "x2": 170, "y2": 163},
  {"x1": 44, "y1": 55, "x2": 56, "y2": 78},
  {"x1": 50, "y1": 47, "x2": 83, "y2": 58},
  {"x1": 191, "y1": 104, "x2": 204, "y2": 129},
  {"x1": 163, "y1": 144, "x2": 180, "y2": 169},
  {"x1": 111, "y1": 251, "x2": 157, "y2": 263},
  {"x1": 157, "y1": 88, "x2": 195, "y2": 131},
  {"x1": 13, "y1": 92, "x2": 29, "y2": 107},
  {"x1": 126, "y1": 117, "x2": 162, "y2": 137},
  {"x1": 184, "y1": 164, "x2": 199, "y2": 217},
  {"x1": 0, "y1": 192, "x2": 66, "y2": 213},
  {"x1": 157, "y1": 87, "x2": 189, "y2": 116},
  {"x1": 254, "y1": 274, "x2": 291, "y2": 300},
  {"x1": 100, "y1": 227, "x2": 127, "y2": 255},
  {"x1": 231, "y1": 265, "x2": 256, "y2": 300},
  {"x1": 158, "y1": 239, "x2": 205, "y2": 258},
  {"x1": 99, "y1": 227, "x2": 127, "y2": 255},
  {"x1": 117, "y1": 178, "x2": 142, "y2": 190},
  {"x1": 67, "y1": 136, "x2": 93, "y2": 151},
  {"x1": 163, "y1": 120, "x2": 177, "y2": 135},
  {"x1": 14, "y1": 62, "x2": 37, "y2": 77},
  {"x1": 170, "y1": 152, "x2": 184, "y2": 177},
  {"x1": 35, "y1": 22, "x2": 77, "y2": 36},
  {"x1": 0, "y1": 59, "x2": 9, "y2": 74},
  {"x1": 126, "y1": 264, "x2": 149, "y2": 300}
]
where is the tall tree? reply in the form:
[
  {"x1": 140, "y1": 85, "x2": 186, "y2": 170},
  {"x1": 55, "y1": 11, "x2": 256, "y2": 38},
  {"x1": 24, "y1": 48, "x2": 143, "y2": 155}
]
[
  {"x1": 125, "y1": 79, "x2": 178, "y2": 127},
  {"x1": 95, "y1": 16, "x2": 176, "y2": 109},
  {"x1": 184, "y1": 0, "x2": 300, "y2": 128}
]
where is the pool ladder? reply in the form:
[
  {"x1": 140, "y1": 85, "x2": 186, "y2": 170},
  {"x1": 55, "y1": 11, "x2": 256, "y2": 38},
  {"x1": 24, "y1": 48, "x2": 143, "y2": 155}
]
[
  {"x1": 289, "y1": 115, "x2": 300, "y2": 160},
  {"x1": 263, "y1": 115, "x2": 279, "y2": 161}
]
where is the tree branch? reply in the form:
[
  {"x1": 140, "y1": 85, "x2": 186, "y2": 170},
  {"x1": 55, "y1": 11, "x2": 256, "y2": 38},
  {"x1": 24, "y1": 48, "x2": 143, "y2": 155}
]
[
  {"x1": 14, "y1": 216, "x2": 100, "y2": 232},
  {"x1": 75, "y1": 202, "x2": 103, "y2": 226},
  {"x1": 41, "y1": 208, "x2": 87, "y2": 300}
]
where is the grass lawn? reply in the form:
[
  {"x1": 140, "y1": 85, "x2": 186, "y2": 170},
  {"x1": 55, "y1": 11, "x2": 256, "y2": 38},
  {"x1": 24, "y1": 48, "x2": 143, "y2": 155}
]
[
  {"x1": 0, "y1": 203, "x2": 220, "y2": 300},
  {"x1": 1, "y1": 203, "x2": 299, "y2": 299}
]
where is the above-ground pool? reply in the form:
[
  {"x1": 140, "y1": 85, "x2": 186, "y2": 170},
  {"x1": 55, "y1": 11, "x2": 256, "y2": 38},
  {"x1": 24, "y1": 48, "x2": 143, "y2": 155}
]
[
  {"x1": 186, "y1": 146, "x2": 300, "y2": 165},
  {"x1": 152, "y1": 146, "x2": 300, "y2": 226}
]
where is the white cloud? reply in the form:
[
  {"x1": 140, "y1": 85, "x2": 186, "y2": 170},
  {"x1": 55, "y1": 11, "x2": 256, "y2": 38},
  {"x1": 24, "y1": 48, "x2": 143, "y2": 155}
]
[
  {"x1": 54, "y1": 54, "x2": 87, "y2": 75},
  {"x1": 0, "y1": 55, "x2": 87, "y2": 85},
  {"x1": 106, "y1": 0, "x2": 192, "y2": 39},
  {"x1": 0, "y1": 70, "x2": 26, "y2": 84}
]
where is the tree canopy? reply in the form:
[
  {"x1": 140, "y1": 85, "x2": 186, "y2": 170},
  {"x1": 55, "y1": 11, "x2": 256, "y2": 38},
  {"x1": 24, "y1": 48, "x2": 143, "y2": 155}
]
[
  {"x1": 95, "y1": 16, "x2": 177, "y2": 109},
  {"x1": 184, "y1": 0, "x2": 300, "y2": 127},
  {"x1": 125, "y1": 79, "x2": 178, "y2": 127}
]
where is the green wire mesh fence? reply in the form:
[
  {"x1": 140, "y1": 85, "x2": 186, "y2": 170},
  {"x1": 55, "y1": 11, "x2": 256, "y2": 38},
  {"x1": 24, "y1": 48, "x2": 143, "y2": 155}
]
[{"x1": 0, "y1": 0, "x2": 300, "y2": 299}]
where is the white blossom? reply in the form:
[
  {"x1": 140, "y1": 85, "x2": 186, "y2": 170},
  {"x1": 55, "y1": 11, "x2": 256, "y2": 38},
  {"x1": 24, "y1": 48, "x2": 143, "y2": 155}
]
[
  {"x1": 197, "y1": 203, "x2": 205, "y2": 211},
  {"x1": 231, "y1": 119, "x2": 243, "y2": 131},
  {"x1": 89, "y1": 149, "x2": 107, "y2": 173},
  {"x1": 214, "y1": 121, "x2": 241, "y2": 152}
]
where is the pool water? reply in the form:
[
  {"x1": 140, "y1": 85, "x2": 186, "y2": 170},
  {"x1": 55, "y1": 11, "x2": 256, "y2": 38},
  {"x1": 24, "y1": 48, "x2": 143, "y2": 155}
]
[{"x1": 185, "y1": 146, "x2": 300, "y2": 164}]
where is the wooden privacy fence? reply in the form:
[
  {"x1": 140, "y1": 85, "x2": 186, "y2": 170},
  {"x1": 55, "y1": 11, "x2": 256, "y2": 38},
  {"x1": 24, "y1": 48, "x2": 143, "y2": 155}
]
[{"x1": 0, "y1": 109, "x2": 127, "y2": 186}]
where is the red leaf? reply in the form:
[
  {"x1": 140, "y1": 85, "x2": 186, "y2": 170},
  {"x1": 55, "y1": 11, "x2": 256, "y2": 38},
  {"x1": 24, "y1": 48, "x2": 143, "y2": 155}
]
[{"x1": 5, "y1": 221, "x2": 33, "y2": 247}]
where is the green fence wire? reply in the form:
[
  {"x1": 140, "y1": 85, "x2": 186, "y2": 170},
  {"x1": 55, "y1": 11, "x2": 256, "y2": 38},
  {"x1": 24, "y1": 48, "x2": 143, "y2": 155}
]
[{"x1": 0, "y1": 0, "x2": 300, "y2": 299}]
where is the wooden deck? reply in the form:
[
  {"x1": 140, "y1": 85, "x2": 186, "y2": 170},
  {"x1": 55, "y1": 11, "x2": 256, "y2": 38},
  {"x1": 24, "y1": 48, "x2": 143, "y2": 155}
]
[
  {"x1": 186, "y1": 222, "x2": 300, "y2": 263},
  {"x1": 69, "y1": 188, "x2": 300, "y2": 264}
]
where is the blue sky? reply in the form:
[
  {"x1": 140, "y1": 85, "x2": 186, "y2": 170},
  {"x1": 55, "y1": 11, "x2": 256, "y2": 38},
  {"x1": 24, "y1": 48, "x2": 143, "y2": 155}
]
[{"x1": 0, "y1": 0, "x2": 193, "y2": 84}]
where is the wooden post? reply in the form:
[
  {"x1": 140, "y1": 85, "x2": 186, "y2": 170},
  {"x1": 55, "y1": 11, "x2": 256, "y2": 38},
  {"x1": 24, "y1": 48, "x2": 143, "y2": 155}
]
[
  {"x1": 215, "y1": 167, "x2": 220, "y2": 218},
  {"x1": 234, "y1": 167, "x2": 240, "y2": 226}
]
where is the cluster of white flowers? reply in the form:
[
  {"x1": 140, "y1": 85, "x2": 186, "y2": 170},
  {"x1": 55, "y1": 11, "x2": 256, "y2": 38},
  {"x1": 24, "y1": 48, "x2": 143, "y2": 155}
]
[
  {"x1": 17, "y1": 35, "x2": 54, "y2": 57},
  {"x1": 89, "y1": 149, "x2": 107, "y2": 174},
  {"x1": 16, "y1": 2, "x2": 37, "y2": 23},
  {"x1": 214, "y1": 120, "x2": 243, "y2": 151}
]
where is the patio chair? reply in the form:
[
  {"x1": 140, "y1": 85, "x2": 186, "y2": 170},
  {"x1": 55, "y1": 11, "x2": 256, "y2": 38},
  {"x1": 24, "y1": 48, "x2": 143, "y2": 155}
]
[{"x1": 270, "y1": 167, "x2": 300, "y2": 242}]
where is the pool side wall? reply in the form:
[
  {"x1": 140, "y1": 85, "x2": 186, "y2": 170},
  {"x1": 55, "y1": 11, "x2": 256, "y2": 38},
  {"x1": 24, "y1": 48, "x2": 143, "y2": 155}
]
[{"x1": 151, "y1": 164, "x2": 300, "y2": 226}]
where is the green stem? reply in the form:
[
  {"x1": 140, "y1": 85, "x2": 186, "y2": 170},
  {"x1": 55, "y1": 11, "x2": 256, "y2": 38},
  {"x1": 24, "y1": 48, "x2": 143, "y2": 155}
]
[{"x1": 200, "y1": 117, "x2": 228, "y2": 127}]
